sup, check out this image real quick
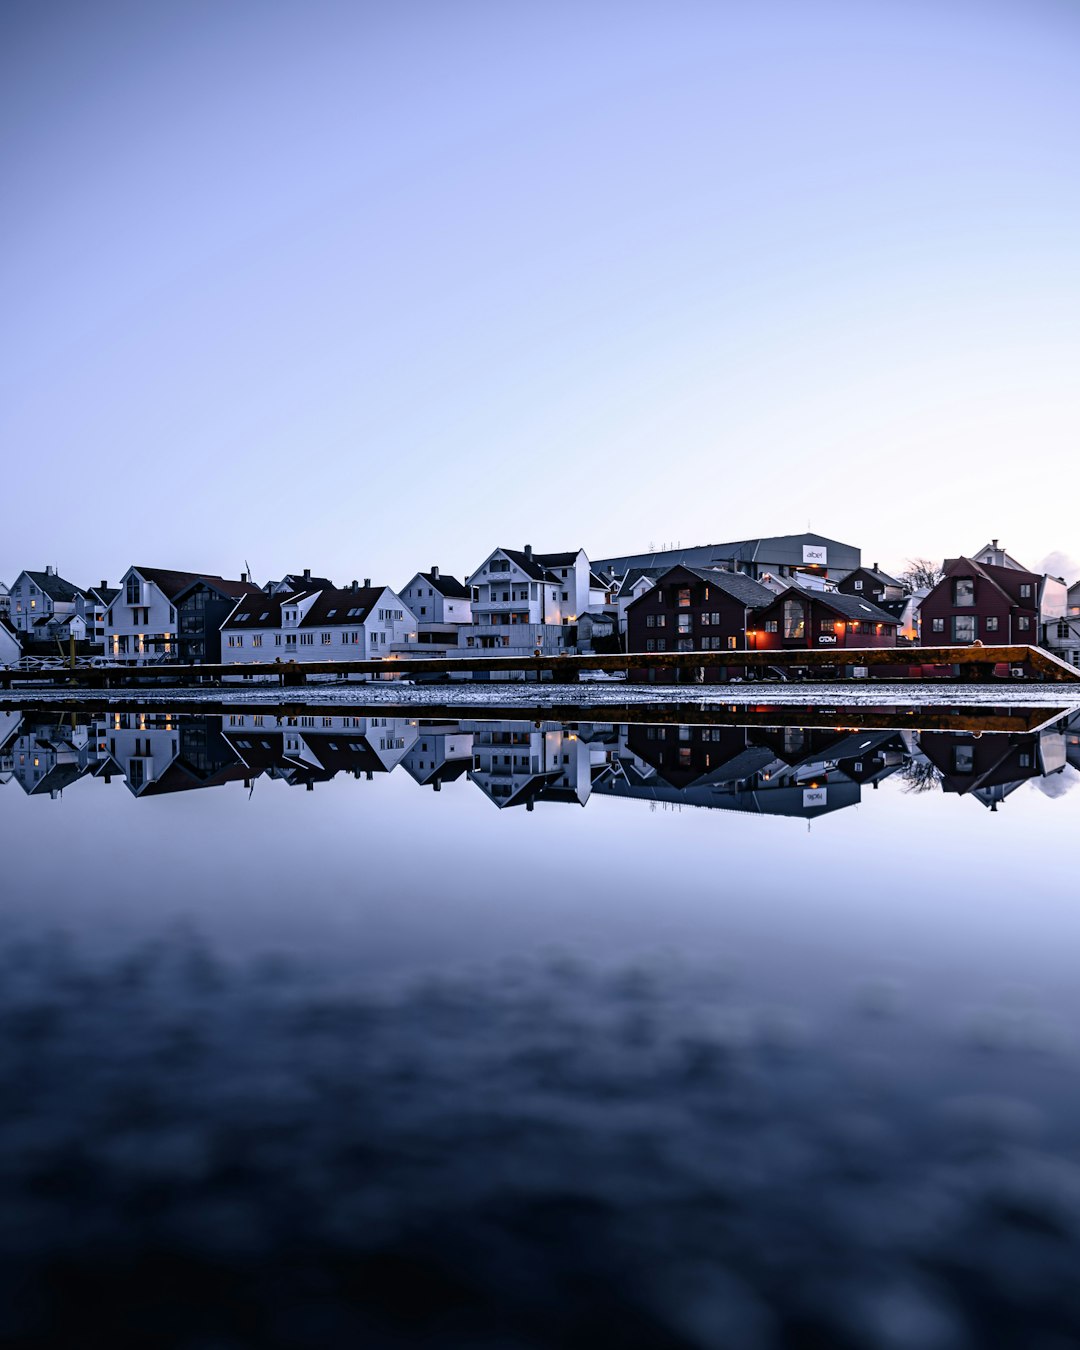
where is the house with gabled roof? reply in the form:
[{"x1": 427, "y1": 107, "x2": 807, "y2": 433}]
[
  {"x1": 219, "y1": 581, "x2": 415, "y2": 669},
  {"x1": 752, "y1": 585, "x2": 900, "y2": 650},
  {"x1": 465, "y1": 546, "x2": 570, "y2": 655},
  {"x1": 400, "y1": 567, "x2": 473, "y2": 646},
  {"x1": 626, "y1": 564, "x2": 777, "y2": 663},
  {"x1": 104, "y1": 566, "x2": 257, "y2": 662},
  {"x1": 918, "y1": 557, "x2": 1040, "y2": 647},
  {"x1": 7, "y1": 568, "x2": 83, "y2": 634}
]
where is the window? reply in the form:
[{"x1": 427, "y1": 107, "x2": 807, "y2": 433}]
[
  {"x1": 854, "y1": 579, "x2": 863, "y2": 590},
  {"x1": 252, "y1": 635, "x2": 262, "y2": 648},
  {"x1": 677, "y1": 637, "x2": 693, "y2": 651},
  {"x1": 275, "y1": 635, "x2": 282, "y2": 646},
  {"x1": 646, "y1": 638, "x2": 655, "y2": 651},
  {"x1": 728, "y1": 636, "x2": 738, "y2": 649},
  {"x1": 322, "y1": 633, "x2": 332, "y2": 644},
  {"x1": 656, "y1": 638, "x2": 666, "y2": 650},
  {"x1": 953, "y1": 614, "x2": 977, "y2": 642},
  {"x1": 783, "y1": 598, "x2": 805, "y2": 640},
  {"x1": 1017, "y1": 615, "x2": 1030, "y2": 632},
  {"x1": 126, "y1": 576, "x2": 141, "y2": 605},
  {"x1": 646, "y1": 614, "x2": 655, "y2": 628},
  {"x1": 954, "y1": 578, "x2": 974, "y2": 606},
  {"x1": 931, "y1": 617, "x2": 945, "y2": 633},
  {"x1": 954, "y1": 745, "x2": 974, "y2": 774},
  {"x1": 1019, "y1": 583, "x2": 1032, "y2": 599},
  {"x1": 655, "y1": 614, "x2": 665, "y2": 627},
  {"x1": 676, "y1": 587, "x2": 691, "y2": 607},
  {"x1": 764, "y1": 620, "x2": 778, "y2": 633},
  {"x1": 985, "y1": 616, "x2": 998, "y2": 633},
  {"x1": 677, "y1": 614, "x2": 691, "y2": 634}
]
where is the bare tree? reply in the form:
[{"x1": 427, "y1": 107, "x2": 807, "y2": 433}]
[
  {"x1": 899, "y1": 557, "x2": 944, "y2": 591},
  {"x1": 900, "y1": 756, "x2": 943, "y2": 794}
]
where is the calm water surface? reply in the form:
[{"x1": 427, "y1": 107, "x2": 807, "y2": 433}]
[{"x1": 2, "y1": 701, "x2": 1080, "y2": 1348}]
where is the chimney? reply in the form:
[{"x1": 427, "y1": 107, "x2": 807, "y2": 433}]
[
  {"x1": 351, "y1": 580, "x2": 358, "y2": 593},
  {"x1": 431, "y1": 565, "x2": 439, "y2": 580},
  {"x1": 991, "y1": 539, "x2": 998, "y2": 550},
  {"x1": 873, "y1": 562, "x2": 878, "y2": 572},
  {"x1": 46, "y1": 565, "x2": 55, "y2": 577},
  {"x1": 303, "y1": 568, "x2": 311, "y2": 581},
  {"x1": 100, "y1": 580, "x2": 107, "y2": 590},
  {"x1": 364, "y1": 578, "x2": 371, "y2": 588},
  {"x1": 240, "y1": 572, "x2": 248, "y2": 584},
  {"x1": 524, "y1": 544, "x2": 533, "y2": 561}
]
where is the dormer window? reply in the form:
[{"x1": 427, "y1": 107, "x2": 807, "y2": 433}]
[
  {"x1": 126, "y1": 576, "x2": 141, "y2": 605},
  {"x1": 953, "y1": 578, "x2": 974, "y2": 606}
]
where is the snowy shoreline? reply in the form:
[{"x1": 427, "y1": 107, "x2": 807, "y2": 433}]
[{"x1": 2, "y1": 681, "x2": 1078, "y2": 711}]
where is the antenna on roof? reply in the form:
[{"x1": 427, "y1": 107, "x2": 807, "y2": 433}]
[{"x1": 245, "y1": 560, "x2": 253, "y2": 581}]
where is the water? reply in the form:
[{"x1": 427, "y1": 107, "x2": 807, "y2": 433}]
[{"x1": 2, "y1": 700, "x2": 1080, "y2": 1348}]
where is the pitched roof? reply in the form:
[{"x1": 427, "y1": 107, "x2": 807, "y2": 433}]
[
  {"x1": 533, "y1": 551, "x2": 582, "y2": 568},
  {"x1": 779, "y1": 586, "x2": 899, "y2": 624},
  {"x1": 298, "y1": 587, "x2": 385, "y2": 628},
  {"x1": 85, "y1": 585, "x2": 121, "y2": 605},
  {"x1": 415, "y1": 572, "x2": 471, "y2": 599},
  {"x1": 20, "y1": 570, "x2": 82, "y2": 602},
  {"x1": 844, "y1": 566, "x2": 904, "y2": 588},
  {"x1": 132, "y1": 567, "x2": 255, "y2": 601},
  {"x1": 278, "y1": 573, "x2": 335, "y2": 592},
  {"x1": 497, "y1": 548, "x2": 550, "y2": 581},
  {"x1": 625, "y1": 564, "x2": 776, "y2": 610}
]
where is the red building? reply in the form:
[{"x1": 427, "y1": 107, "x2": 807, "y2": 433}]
[
  {"x1": 625, "y1": 565, "x2": 776, "y2": 658},
  {"x1": 750, "y1": 587, "x2": 899, "y2": 650},
  {"x1": 918, "y1": 557, "x2": 1040, "y2": 646}
]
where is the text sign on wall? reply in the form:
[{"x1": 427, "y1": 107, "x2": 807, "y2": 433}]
[
  {"x1": 803, "y1": 787, "x2": 828, "y2": 809},
  {"x1": 802, "y1": 545, "x2": 828, "y2": 566},
  {"x1": 817, "y1": 634, "x2": 837, "y2": 644}
]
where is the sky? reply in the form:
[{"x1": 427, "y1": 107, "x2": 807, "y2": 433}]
[{"x1": 3, "y1": 0, "x2": 1079, "y2": 590}]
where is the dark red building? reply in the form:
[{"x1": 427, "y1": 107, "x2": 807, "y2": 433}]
[
  {"x1": 918, "y1": 557, "x2": 1040, "y2": 646},
  {"x1": 750, "y1": 587, "x2": 899, "y2": 650},
  {"x1": 625, "y1": 565, "x2": 776, "y2": 660}
]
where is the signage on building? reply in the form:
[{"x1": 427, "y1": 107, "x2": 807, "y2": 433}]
[
  {"x1": 817, "y1": 634, "x2": 837, "y2": 644},
  {"x1": 803, "y1": 787, "x2": 828, "y2": 809},
  {"x1": 802, "y1": 545, "x2": 828, "y2": 566}
]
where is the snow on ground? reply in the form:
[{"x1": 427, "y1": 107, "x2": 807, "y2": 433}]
[{"x1": 2, "y1": 680, "x2": 1079, "y2": 711}]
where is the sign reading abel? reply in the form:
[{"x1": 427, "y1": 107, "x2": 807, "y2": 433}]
[{"x1": 802, "y1": 545, "x2": 828, "y2": 566}]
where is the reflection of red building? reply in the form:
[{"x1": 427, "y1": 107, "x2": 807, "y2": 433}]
[{"x1": 750, "y1": 587, "x2": 899, "y2": 650}]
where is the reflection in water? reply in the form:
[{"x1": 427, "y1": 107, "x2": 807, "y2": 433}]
[
  {"x1": 2, "y1": 702, "x2": 1080, "y2": 1346},
  {"x1": 2, "y1": 704, "x2": 1076, "y2": 817}
]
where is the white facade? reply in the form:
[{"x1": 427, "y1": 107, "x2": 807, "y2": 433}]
[
  {"x1": 8, "y1": 569, "x2": 80, "y2": 635},
  {"x1": 0, "y1": 621, "x2": 21, "y2": 667},
  {"x1": 104, "y1": 568, "x2": 181, "y2": 660},
  {"x1": 466, "y1": 547, "x2": 568, "y2": 654},
  {"x1": 220, "y1": 585, "x2": 417, "y2": 668},
  {"x1": 400, "y1": 570, "x2": 473, "y2": 626}
]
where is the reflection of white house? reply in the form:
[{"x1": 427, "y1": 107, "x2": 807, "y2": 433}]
[
  {"x1": 8, "y1": 568, "x2": 82, "y2": 634},
  {"x1": 465, "y1": 720, "x2": 613, "y2": 809},
  {"x1": 219, "y1": 583, "x2": 416, "y2": 669},
  {"x1": 7, "y1": 716, "x2": 100, "y2": 797},
  {"x1": 400, "y1": 724, "x2": 474, "y2": 789},
  {"x1": 221, "y1": 712, "x2": 420, "y2": 782},
  {"x1": 97, "y1": 711, "x2": 183, "y2": 795}
]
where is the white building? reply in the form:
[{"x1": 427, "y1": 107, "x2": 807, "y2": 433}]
[
  {"x1": 219, "y1": 582, "x2": 416, "y2": 669},
  {"x1": 0, "y1": 617, "x2": 21, "y2": 668},
  {"x1": 400, "y1": 568, "x2": 473, "y2": 647},
  {"x1": 74, "y1": 583, "x2": 119, "y2": 650},
  {"x1": 104, "y1": 566, "x2": 252, "y2": 662},
  {"x1": 8, "y1": 568, "x2": 82, "y2": 635}
]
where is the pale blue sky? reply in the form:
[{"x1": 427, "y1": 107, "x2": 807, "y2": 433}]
[{"x1": 3, "y1": 0, "x2": 1078, "y2": 589}]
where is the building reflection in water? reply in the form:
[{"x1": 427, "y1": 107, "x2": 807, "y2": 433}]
[{"x1": 2, "y1": 703, "x2": 1076, "y2": 817}]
